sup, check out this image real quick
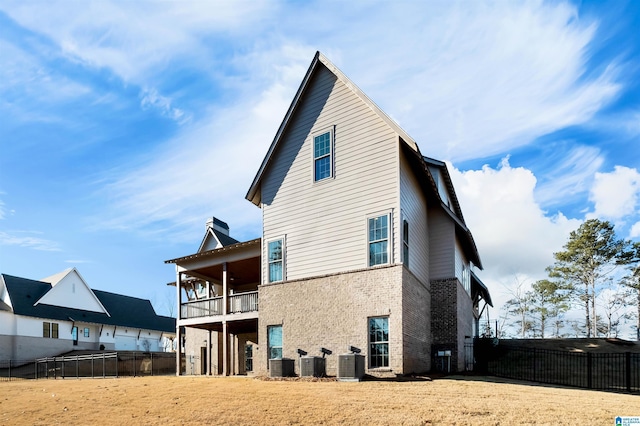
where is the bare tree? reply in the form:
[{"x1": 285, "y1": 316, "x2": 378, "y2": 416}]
[
  {"x1": 620, "y1": 241, "x2": 640, "y2": 341},
  {"x1": 503, "y1": 278, "x2": 534, "y2": 338}
]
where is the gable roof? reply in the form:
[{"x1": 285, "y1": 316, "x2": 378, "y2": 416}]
[
  {"x1": 198, "y1": 228, "x2": 239, "y2": 253},
  {"x1": 246, "y1": 51, "x2": 420, "y2": 206},
  {"x1": 36, "y1": 267, "x2": 109, "y2": 314},
  {"x1": 0, "y1": 274, "x2": 174, "y2": 333},
  {"x1": 245, "y1": 51, "x2": 482, "y2": 270},
  {"x1": 401, "y1": 145, "x2": 483, "y2": 269}
]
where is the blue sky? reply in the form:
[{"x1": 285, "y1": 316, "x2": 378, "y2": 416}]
[{"x1": 1, "y1": 0, "x2": 640, "y2": 329}]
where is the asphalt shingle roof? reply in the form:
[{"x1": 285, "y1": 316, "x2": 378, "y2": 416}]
[{"x1": 1, "y1": 274, "x2": 174, "y2": 333}]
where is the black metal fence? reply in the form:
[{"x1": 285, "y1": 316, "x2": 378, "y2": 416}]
[
  {"x1": 0, "y1": 360, "x2": 36, "y2": 381},
  {"x1": 1, "y1": 352, "x2": 176, "y2": 381},
  {"x1": 475, "y1": 340, "x2": 640, "y2": 393}
]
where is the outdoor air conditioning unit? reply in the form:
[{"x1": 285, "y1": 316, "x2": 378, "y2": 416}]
[
  {"x1": 269, "y1": 358, "x2": 295, "y2": 377},
  {"x1": 338, "y1": 354, "x2": 365, "y2": 381},
  {"x1": 300, "y1": 356, "x2": 326, "y2": 377}
]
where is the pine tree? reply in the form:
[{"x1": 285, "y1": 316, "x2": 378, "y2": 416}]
[{"x1": 547, "y1": 219, "x2": 628, "y2": 337}]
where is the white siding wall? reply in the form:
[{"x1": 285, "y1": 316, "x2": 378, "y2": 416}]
[
  {"x1": 37, "y1": 270, "x2": 105, "y2": 313},
  {"x1": 15, "y1": 315, "x2": 51, "y2": 337},
  {"x1": 261, "y1": 64, "x2": 400, "y2": 281},
  {"x1": 0, "y1": 311, "x2": 15, "y2": 335},
  {"x1": 428, "y1": 208, "x2": 455, "y2": 279},
  {"x1": 0, "y1": 278, "x2": 10, "y2": 308},
  {"x1": 399, "y1": 150, "x2": 429, "y2": 285}
]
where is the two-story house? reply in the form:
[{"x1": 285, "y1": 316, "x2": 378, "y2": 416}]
[{"x1": 166, "y1": 52, "x2": 491, "y2": 377}]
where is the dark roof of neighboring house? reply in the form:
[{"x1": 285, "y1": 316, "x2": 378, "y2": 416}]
[{"x1": 1, "y1": 274, "x2": 175, "y2": 333}]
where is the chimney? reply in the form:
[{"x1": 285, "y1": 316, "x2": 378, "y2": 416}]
[{"x1": 206, "y1": 217, "x2": 230, "y2": 236}]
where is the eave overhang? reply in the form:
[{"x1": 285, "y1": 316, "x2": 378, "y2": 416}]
[
  {"x1": 165, "y1": 238, "x2": 261, "y2": 265},
  {"x1": 471, "y1": 270, "x2": 492, "y2": 307},
  {"x1": 245, "y1": 51, "x2": 420, "y2": 207}
]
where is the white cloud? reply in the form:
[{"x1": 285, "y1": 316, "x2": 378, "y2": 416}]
[
  {"x1": 0, "y1": 231, "x2": 61, "y2": 252},
  {"x1": 92, "y1": 46, "x2": 311, "y2": 242},
  {"x1": 588, "y1": 165, "x2": 640, "y2": 220},
  {"x1": 140, "y1": 88, "x2": 189, "y2": 124},
  {"x1": 630, "y1": 222, "x2": 640, "y2": 238},
  {"x1": 1, "y1": 1, "x2": 276, "y2": 83},
  {"x1": 535, "y1": 145, "x2": 604, "y2": 207},
  {"x1": 325, "y1": 1, "x2": 620, "y2": 163},
  {"x1": 449, "y1": 158, "x2": 582, "y2": 309},
  {"x1": 0, "y1": 39, "x2": 91, "y2": 122}
]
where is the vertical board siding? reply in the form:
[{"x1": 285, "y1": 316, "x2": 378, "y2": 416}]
[
  {"x1": 261, "y1": 64, "x2": 400, "y2": 281},
  {"x1": 399, "y1": 151, "x2": 429, "y2": 285},
  {"x1": 428, "y1": 207, "x2": 455, "y2": 279}
]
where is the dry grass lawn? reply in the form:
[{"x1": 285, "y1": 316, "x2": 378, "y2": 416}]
[{"x1": 0, "y1": 375, "x2": 637, "y2": 425}]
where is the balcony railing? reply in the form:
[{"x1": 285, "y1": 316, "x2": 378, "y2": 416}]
[
  {"x1": 229, "y1": 291, "x2": 258, "y2": 314},
  {"x1": 180, "y1": 291, "x2": 258, "y2": 319}
]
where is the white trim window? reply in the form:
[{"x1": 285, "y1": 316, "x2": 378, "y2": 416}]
[
  {"x1": 267, "y1": 238, "x2": 284, "y2": 283},
  {"x1": 369, "y1": 317, "x2": 389, "y2": 368},
  {"x1": 268, "y1": 325, "x2": 283, "y2": 360},
  {"x1": 368, "y1": 214, "x2": 390, "y2": 266},
  {"x1": 313, "y1": 130, "x2": 333, "y2": 181}
]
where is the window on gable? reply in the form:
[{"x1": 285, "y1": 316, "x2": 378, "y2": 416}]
[
  {"x1": 368, "y1": 214, "x2": 389, "y2": 266},
  {"x1": 313, "y1": 131, "x2": 332, "y2": 181},
  {"x1": 51, "y1": 323, "x2": 59, "y2": 339},
  {"x1": 369, "y1": 317, "x2": 389, "y2": 368},
  {"x1": 402, "y1": 219, "x2": 409, "y2": 267},
  {"x1": 43, "y1": 322, "x2": 50, "y2": 338},
  {"x1": 268, "y1": 238, "x2": 284, "y2": 283}
]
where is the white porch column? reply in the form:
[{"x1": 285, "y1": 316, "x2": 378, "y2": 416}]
[
  {"x1": 222, "y1": 262, "x2": 228, "y2": 315},
  {"x1": 175, "y1": 270, "x2": 182, "y2": 376},
  {"x1": 222, "y1": 321, "x2": 228, "y2": 376},
  {"x1": 222, "y1": 262, "x2": 228, "y2": 376}
]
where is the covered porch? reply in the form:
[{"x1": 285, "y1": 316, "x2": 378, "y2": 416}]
[{"x1": 166, "y1": 238, "x2": 261, "y2": 376}]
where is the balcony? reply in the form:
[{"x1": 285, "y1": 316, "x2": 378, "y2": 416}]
[{"x1": 180, "y1": 291, "x2": 258, "y2": 320}]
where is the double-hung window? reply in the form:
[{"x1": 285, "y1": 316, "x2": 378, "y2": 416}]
[
  {"x1": 368, "y1": 214, "x2": 389, "y2": 266},
  {"x1": 369, "y1": 317, "x2": 389, "y2": 368},
  {"x1": 268, "y1": 238, "x2": 284, "y2": 282},
  {"x1": 43, "y1": 322, "x2": 59, "y2": 338},
  {"x1": 313, "y1": 131, "x2": 332, "y2": 181}
]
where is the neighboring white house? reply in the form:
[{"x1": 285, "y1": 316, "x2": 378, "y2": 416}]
[
  {"x1": 167, "y1": 52, "x2": 492, "y2": 377},
  {"x1": 0, "y1": 268, "x2": 175, "y2": 360}
]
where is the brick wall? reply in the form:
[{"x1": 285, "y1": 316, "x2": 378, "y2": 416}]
[
  {"x1": 183, "y1": 327, "x2": 208, "y2": 375},
  {"x1": 430, "y1": 277, "x2": 474, "y2": 372},
  {"x1": 402, "y1": 268, "x2": 431, "y2": 373},
  {"x1": 258, "y1": 265, "x2": 410, "y2": 377}
]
